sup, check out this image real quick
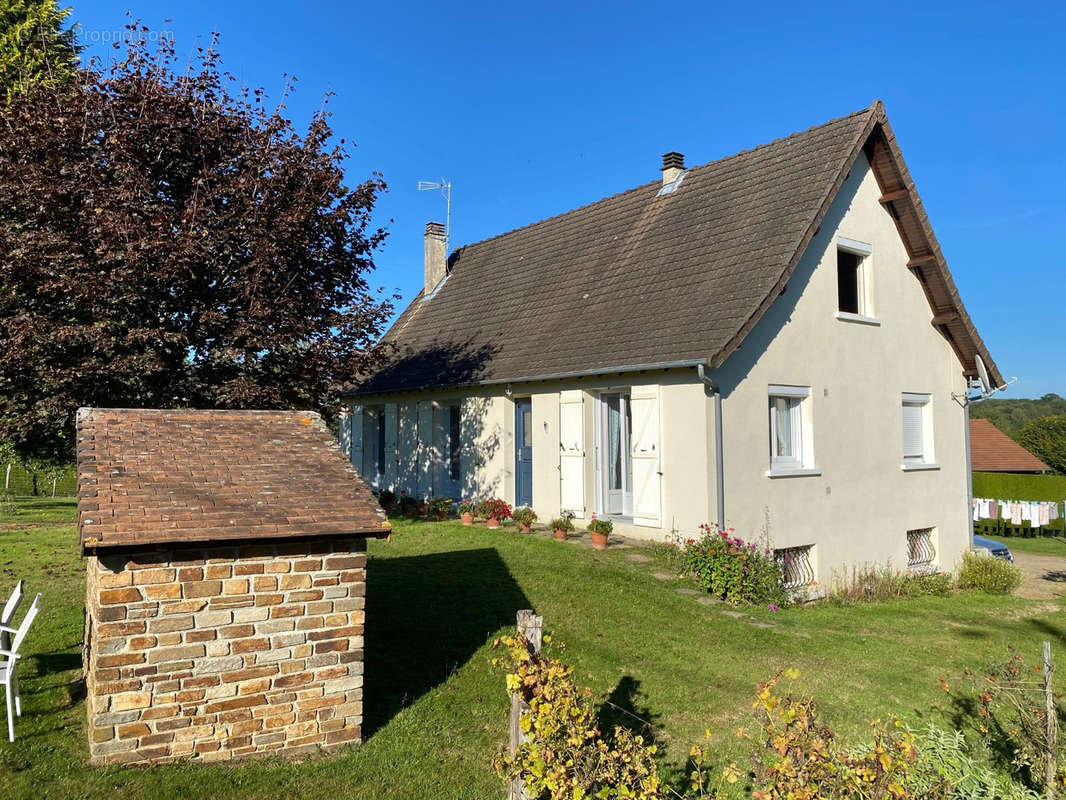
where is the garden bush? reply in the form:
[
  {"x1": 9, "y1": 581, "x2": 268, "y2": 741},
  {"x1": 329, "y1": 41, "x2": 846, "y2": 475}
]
[
  {"x1": 957, "y1": 552, "x2": 1024, "y2": 594},
  {"x1": 678, "y1": 524, "x2": 787, "y2": 606}
]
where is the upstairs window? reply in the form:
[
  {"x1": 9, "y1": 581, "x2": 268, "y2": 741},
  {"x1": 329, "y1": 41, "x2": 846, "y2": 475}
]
[
  {"x1": 901, "y1": 393, "x2": 936, "y2": 469},
  {"x1": 836, "y1": 238, "x2": 875, "y2": 321}
]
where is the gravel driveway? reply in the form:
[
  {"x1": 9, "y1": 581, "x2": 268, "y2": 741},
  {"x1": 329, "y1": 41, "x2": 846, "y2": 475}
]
[{"x1": 1012, "y1": 551, "x2": 1066, "y2": 599}]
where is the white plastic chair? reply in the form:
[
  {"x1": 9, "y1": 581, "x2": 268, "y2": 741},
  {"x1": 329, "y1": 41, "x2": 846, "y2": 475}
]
[
  {"x1": 1, "y1": 580, "x2": 23, "y2": 650},
  {"x1": 0, "y1": 592, "x2": 40, "y2": 742}
]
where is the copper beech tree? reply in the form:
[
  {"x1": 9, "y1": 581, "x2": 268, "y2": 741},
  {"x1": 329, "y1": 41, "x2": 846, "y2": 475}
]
[{"x1": 0, "y1": 28, "x2": 393, "y2": 460}]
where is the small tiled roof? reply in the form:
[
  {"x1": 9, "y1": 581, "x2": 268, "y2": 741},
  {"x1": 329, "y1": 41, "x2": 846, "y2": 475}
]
[
  {"x1": 969, "y1": 418, "x2": 1050, "y2": 473},
  {"x1": 76, "y1": 408, "x2": 389, "y2": 553},
  {"x1": 352, "y1": 101, "x2": 1002, "y2": 396}
]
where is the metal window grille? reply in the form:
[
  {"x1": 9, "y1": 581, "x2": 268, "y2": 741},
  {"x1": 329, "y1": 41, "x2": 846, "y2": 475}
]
[
  {"x1": 775, "y1": 546, "x2": 815, "y2": 590},
  {"x1": 907, "y1": 528, "x2": 937, "y2": 569}
]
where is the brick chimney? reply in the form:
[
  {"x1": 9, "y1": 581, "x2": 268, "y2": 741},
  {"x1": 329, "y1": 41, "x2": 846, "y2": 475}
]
[
  {"x1": 661, "y1": 152, "x2": 685, "y2": 185},
  {"x1": 424, "y1": 221, "x2": 447, "y2": 294}
]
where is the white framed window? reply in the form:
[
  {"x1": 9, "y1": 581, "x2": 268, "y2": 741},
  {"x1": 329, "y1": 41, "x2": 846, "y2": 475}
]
[
  {"x1": 835, "y1": 238, "x2": 879, "y2": 325},
  {"x1": 901, "y1": 393, "x2": 937, "y2": 470},
  {"x1": 767, "y1": 385, "x2": 817, "y2": 477}
]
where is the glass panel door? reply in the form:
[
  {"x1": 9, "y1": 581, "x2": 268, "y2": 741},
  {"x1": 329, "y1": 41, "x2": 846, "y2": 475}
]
[{"x1": 601, "y1": 392, "x2": 632, "y2": 516}]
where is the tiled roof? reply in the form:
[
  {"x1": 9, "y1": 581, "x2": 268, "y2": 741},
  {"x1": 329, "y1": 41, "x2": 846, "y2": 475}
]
[
  {"x1": 353, "y1": 101, "x2": 1002, "y2": 395},
  {"x1": 76, "y1": 408, "x2": 389, "y2": 552},
  {"x1": 970, "y1": 418, "x2": 1050, "y2": 473}
]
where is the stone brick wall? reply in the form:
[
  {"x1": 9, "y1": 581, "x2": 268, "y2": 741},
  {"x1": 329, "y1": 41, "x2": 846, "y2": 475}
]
[{"x1": 84, "y1": 537, "x2": 367, "y2": 765}]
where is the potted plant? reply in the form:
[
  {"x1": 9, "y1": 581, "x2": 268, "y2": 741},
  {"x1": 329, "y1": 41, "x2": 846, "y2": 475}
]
[
  {"x1": 377, "y1": 489, "x2": 397, "y2": 513},
  {"x1": 428, "y1": 496, "x2": 452, "y2": 521},
  {"x1": 513, "y1": 506, "x2": 537, "y2": 533},
  {"x1": 550, "y1": 511, "x2": 575, "y2": 541},
  {"x1": 458, "y1": 499, "x2": 476, "y2": 525},
  {"x1": 398, "y1": 491, "x2": 420, "y2": 517},
  {"x1": 587, "y1": 515, "x2": 613, "y2": 550},
  {"x1": 478, "y1": 498, "x2": 512, "y2": 529}
]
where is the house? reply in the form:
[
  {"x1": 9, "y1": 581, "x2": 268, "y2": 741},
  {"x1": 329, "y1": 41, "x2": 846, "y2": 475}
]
[
  {"x1": 77, "y1": 408, "x2": 389, "y2": 765},
  {"x1": 969, "y1": 418, "x2": 1050, "y2": 473},
  {"x1": 342, "y1": 101, "x2": 1003, "y2": 588}
]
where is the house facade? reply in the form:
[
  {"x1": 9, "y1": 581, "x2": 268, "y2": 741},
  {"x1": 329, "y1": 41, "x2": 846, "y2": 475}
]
[{"x1": 342, "y1": 102, "x2": 1003, "y2": 589}]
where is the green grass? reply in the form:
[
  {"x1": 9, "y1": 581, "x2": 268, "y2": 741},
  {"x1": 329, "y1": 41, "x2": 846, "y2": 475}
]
[
  {"x1": 997, "y1": 534, "x2": 1066, "y2": 556},
  {"x1": 2, "y1": 501, "x2": 1065, "y2": 798}
]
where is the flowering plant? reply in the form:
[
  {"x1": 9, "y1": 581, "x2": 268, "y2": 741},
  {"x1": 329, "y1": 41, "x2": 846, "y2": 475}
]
[
  {"x1": 587, "y1": 515, "x2": 613, "y2": 536},
  {"x1": 457, "y1": 498, "x2": 476, "y2": 515},
  {"x1": 428, "y1": 496, "x2": 452, "y2": 520},
  {"x1": 678, "y1": 523, "x2": 786, "y2": 607},
  {"x1": 549, "y1": 510, "x2": 575, "y2": 533},
  {"x1": 512, "y1": 506, "x2": 537, "y2": 527},
  {"x1": 477, "y1": 497, "x2": 512, "y2": 521}
]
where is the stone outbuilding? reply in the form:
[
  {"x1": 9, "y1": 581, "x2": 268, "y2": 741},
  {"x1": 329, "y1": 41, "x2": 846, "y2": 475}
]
[{"x1": 77, "y1": 408, "x2": 390, "y2": 765}]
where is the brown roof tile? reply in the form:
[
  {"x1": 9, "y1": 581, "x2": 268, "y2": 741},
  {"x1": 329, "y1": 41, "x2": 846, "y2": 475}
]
[
  {"x1": 76, "y1": 409, "x2": 389, "y2": 553},
  {"x1": 353, "y1": 101, "x2": 1001, "y2": 395},
  {"x1": 969, "y1": 418, "x2": 1049, "y2": 473}
]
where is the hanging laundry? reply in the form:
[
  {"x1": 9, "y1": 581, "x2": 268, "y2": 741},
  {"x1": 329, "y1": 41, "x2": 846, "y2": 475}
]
[
  {"x1": 1040, "y1": 502, "x2": 1051, "y2": 527},
  {"x1": 1051, "y1": 503, "x2": 1060, "y2": 521}
]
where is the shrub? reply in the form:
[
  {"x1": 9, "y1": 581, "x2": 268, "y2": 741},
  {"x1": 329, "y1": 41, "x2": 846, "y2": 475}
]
[
  {"x1": 492, "y1": 634, "x2": 662, "y2": 800},
  {"x1": 512, "y1": 506, "x2": 536, "y2": 528},
  {"x1": 427, "y1": 496, "x2": 452, "y2": 520},
  {"x1": 678, "y1": 524, "x2": 786, "y2": 606},
  {"x1": 957, "y1": 552, "x2": 1023, "y2": 594},
  {"x1": 377, "y1": 489, "x2": 397, "y2": 512},
  {"x1": 745, "y1": 671, "x2": 953, "y2": 800},
  {"x1": 398, "y1": 491, "x2": 421, "y2": 516},
  {"x1": 910, "y1": 724, "x2": 1041, "y2": 800},
  {"x1": 549, "y1": 512, "x2": 575, "y2": 533},
  {"x1": 587, "y1": 515, "x2": 613, "y2": 536},
  {"x1": 477, "y1": 497, "x2": 512, "y2": 521},
  {"x1": 829, "y1": 566, "x2": 954, "y2": 603}
]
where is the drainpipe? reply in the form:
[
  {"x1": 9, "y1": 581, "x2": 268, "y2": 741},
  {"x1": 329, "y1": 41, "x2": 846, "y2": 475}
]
[
  {"x1": 697, "y1": 364, "x2": 726, "y2": 531},
  {"x1": 963, "y1": 393, "x2": 974, "y2": 548}
]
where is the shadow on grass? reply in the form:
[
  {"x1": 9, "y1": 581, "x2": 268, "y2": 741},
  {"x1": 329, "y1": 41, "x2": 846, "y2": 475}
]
[{"x1": 362, "y1": 547, "x2": 530, "y2": 737}]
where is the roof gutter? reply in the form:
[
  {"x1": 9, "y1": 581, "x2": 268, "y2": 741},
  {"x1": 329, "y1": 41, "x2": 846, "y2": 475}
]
[
  {"x1": 344, "y1": 358, "x2": 709, "y2": 397},
  {"x1": 697, "y1": 364, "x2": 726, "y2": 531}
]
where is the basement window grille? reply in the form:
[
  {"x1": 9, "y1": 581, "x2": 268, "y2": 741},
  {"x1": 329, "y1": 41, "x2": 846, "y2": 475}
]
[
  {"x1": 775, "y1": 545, "x2": 815, "y2": 591},
  {"x1": 907, "y1": 528, "x2": 937, "y2": 569}
]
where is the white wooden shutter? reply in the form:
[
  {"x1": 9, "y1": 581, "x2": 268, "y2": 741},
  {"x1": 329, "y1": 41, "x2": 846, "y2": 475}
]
[
  {"x1": 559, "y1": 390, "x2": 585, "y2": 517},
  {"x1": 349, "y1": 405, "x2": 364, "y2": 474},
  {"x1": 630, "y1": 386, "x2": 661, "y2": 527},
  {"x1": 398, "y1": 402, "x2": 418, "y2": 492},
  {"x1": 384, "y1": 403, "x2": 398, "y2": 490},
  {"x1": 338, "y1": 407, "x2": 352, "y2": 460},
  {"x1": 902, "y1": 400, "x2": 924, "y2": 462},
  {"x1": 417, "y1": 401, "x2": 434, "y2": 496},
  {"x1": 460, "y1": 398, "x2": 476, "y2": 499}
]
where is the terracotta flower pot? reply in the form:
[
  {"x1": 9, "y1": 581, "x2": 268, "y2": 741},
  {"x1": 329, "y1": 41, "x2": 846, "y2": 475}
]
[
  {"x1": 461, "y1": 512, "x2": 474, "y2": 526},
  {"x1": 519, "y1": 523, "x2": 531, "y2": 534},
  {"x1": 417, "y1": 503, "x2": 429, "y2": 517},
  {"x1": 553, "y1": 528, "x2": 568, "y2": 541},
  {"x1": 486, "y1": 517, "x2": 500, "y2": 529},
  {"x1": 590, "y1": 531, "x2": 608, "y2": 550}
]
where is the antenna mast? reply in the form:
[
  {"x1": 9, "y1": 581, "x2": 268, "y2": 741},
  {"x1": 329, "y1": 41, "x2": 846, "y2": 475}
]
[{"x1": 417, "y1": 179, "x2": 452, "y2": 253}]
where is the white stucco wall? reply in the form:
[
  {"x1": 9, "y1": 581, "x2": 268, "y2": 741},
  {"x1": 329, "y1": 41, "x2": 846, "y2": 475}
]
[
  {"x1": 710, "y1": 152, "x2": 971, "y2": 582},
  {"x1": 345, "y1": 151, "x2": 974, "y2": 585}
]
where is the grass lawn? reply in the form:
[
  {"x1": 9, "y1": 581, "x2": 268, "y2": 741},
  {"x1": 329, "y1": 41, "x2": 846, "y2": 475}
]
[
  {"x1": 998, "y1": 534, "x2": 1066, "y2": 556},
  {"x1": 2, "y1": 498, "x2": 1065, "y2": 798}
]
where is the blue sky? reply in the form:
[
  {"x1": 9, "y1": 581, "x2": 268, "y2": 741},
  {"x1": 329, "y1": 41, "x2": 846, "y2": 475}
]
[{"x1": 72, "y1": 1, "x2": 1065, "y2": 398}]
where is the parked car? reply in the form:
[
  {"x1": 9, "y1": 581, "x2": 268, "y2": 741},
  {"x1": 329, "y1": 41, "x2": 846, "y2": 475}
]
[{"x1": 973, "y1": 534, "x2": 1014, "y2": 562}]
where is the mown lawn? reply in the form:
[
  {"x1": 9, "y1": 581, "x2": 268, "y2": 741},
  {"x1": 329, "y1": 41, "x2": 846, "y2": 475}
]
[
  {"x1": 2, "y1": 498, "x2": 1064, "y2": 798},
  {"x1": 999, "y1": 534, "x2": 1066, "y2": 556}
]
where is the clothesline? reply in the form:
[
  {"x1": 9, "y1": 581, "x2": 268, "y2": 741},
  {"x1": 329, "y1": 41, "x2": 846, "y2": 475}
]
[{"x1": 972, "y1": 497, "x2": 1063, "y2": 528}]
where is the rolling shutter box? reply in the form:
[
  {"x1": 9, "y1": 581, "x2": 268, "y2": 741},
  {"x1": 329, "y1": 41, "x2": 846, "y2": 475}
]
[
  {"x1": 630, "y1": 386, "x2": 662, "y2": 527},
  {"x1": 559, "y1": 390, "x2": 585, "y2": 517}
]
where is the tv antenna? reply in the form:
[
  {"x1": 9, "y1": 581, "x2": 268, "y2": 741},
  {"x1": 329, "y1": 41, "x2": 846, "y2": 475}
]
[{"x1": 417, "y1": 179, "x2": 452, "y2": 253}]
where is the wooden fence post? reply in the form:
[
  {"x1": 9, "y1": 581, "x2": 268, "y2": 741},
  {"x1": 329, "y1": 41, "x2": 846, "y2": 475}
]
[
  {"x1": 1044, "y1": 640, "x2": 1057, "y2": 800},
  {"x1": 509, "y1": 609, "x2": 543, "y2": 800}
]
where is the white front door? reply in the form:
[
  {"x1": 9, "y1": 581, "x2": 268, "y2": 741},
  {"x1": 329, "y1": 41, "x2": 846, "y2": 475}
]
[{"x1": 598, "y1": 392, "x2": 632, "y2": 517}]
